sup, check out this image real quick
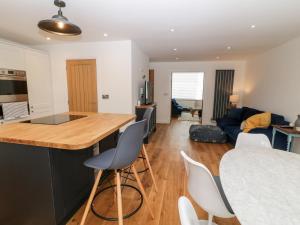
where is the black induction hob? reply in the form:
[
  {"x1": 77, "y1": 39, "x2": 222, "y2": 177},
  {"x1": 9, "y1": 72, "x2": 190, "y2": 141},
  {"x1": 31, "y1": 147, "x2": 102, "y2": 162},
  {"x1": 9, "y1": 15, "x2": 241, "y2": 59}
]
[{"x1": 22, "y1": 114, "x2": 87, "y2": 125}]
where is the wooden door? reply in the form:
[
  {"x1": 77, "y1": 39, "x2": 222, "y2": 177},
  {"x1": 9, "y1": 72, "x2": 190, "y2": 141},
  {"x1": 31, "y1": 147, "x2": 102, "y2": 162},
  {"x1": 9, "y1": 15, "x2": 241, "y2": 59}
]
[
  {"x1": 149, "y1": 69, "x2": 154, "y2": 102},
  {"x1": 66, "y1": 59, "x2": 98, "y2": 112}
]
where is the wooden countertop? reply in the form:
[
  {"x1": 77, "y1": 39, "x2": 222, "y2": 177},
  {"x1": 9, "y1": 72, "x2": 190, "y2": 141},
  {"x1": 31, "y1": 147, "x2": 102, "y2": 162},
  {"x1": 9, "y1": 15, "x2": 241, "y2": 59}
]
[{"x1": 0, "y1": 112, "x2": 135, "y2": 150}]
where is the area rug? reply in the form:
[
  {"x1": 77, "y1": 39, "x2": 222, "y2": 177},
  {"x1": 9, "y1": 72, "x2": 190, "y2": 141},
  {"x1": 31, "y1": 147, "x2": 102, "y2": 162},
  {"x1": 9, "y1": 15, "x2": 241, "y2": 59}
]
[{"x1": 178, "y1": 112, "x2": 201, "y2": 122}]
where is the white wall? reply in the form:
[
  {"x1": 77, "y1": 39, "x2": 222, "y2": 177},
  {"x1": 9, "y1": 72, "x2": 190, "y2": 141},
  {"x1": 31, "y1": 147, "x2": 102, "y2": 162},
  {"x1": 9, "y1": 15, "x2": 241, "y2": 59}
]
[
  {"x1": 131, "y1": 42, "x2": 149, "y2": 111},
  {"x1": 244, "y1": 37, "x2": 300, "y2": 122},
  {"x1": 37, "y1": 41, "x2": 133, "y2": 114},
  {"x1": 244, "y1": 36, "x2": 300, "y2": 153},
  {"x1": 150, "y1": 61, "x2": 246, "y2": 124}
]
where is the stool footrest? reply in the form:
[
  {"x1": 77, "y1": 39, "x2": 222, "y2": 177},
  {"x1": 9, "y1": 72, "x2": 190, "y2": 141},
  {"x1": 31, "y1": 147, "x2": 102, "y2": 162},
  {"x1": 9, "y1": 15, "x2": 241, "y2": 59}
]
[{"x1": 91, "y1": 184, "x2": 143, "y2": 221}]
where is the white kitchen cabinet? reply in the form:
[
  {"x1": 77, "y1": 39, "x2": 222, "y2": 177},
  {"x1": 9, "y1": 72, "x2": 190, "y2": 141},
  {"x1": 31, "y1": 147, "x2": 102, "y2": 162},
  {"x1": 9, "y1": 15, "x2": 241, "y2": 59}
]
[
  {"x1": 25, "y1": 49, "x2": 54, "y2": 117},
  {"x1": 0, "y1": 42, "x2": 26, "y2": 70}
]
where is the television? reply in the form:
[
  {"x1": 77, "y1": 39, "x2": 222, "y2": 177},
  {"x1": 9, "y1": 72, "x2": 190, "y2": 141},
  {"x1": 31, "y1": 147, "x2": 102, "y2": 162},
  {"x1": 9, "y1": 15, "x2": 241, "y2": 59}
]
[{"x1": 142, "y1": 81, "x2": 153, "y2": 105}]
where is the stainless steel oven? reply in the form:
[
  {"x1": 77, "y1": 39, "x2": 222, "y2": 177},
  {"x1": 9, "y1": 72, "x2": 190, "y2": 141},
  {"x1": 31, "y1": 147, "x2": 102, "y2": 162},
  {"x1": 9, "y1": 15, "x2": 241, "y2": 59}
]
[{"x1": 0, "y1": 68, "x2": 28, "y2": 103}]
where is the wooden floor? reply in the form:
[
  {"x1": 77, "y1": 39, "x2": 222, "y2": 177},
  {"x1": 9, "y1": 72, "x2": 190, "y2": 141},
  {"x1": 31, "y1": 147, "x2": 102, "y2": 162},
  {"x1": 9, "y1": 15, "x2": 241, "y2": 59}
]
[{"x1": 68, "y1": 119, "x2": 241, "y2": 225}]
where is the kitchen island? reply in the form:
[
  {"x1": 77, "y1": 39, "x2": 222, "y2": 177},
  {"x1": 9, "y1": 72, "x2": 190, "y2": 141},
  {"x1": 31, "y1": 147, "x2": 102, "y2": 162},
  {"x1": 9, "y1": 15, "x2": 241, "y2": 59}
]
[{"x1": 0, "y1": 112, "x2": 135, "y2": 225}]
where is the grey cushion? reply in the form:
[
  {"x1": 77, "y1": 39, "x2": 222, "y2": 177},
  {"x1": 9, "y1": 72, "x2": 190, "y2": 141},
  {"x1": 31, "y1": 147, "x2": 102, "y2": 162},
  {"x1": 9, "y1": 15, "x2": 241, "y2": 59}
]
[
  {"x1": 213, "y1": 176, "x2": 234, "y2": 214},
  {"x1": 189, "y1": 125, "x2": 227, "y2": 143}
]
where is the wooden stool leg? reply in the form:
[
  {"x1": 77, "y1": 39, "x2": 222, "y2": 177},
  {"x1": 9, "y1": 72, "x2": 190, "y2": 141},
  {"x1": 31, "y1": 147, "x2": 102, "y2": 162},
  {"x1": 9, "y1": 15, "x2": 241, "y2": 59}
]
[
  {"x1": 80, "y1": 170, "x2": 103, "y2": 225},
  {"x1": 141, "y1": 150, "x2": 148, "y2": 170},
  {"x1": 132, "y1": 165, "x2": 154, "y2": 219},
  {"x1": 143, "y1": 144, "x2": 158, "y2": 192},
  {"x1": 116, "y1": 171, "x2": 124, "y2": 225}
]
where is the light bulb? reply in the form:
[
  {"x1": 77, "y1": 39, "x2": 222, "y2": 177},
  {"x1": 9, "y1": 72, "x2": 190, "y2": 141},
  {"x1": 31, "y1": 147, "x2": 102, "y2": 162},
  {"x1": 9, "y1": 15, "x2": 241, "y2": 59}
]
[{"x1": 57, "y1": 21, "x2": 65, "y2": 29}]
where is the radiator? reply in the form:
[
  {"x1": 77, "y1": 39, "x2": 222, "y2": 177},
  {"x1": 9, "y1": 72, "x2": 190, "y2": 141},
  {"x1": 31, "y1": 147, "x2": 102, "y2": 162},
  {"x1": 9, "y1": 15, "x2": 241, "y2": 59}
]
[{"x1": 212, "y1": 70, "x2": 235, "y2": 120}]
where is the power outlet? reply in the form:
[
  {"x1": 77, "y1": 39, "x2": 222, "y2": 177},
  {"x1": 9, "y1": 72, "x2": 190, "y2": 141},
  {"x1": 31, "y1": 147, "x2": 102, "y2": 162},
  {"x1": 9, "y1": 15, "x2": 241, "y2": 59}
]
[{"x1": 102, "y1": 94, "x2": 109, "y2": 99}]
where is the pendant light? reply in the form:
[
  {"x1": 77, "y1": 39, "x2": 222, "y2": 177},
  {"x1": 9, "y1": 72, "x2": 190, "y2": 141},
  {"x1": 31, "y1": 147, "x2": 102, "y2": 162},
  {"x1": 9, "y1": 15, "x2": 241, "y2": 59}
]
[{"x1": 38, "y1": 0, "x2": 81, "y2": 36}]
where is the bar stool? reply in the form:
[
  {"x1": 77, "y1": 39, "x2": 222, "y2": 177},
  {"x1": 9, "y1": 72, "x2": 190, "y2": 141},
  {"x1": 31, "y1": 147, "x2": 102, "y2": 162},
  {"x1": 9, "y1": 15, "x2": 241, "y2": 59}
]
[
  {"x1": 140, "y1": 108, "x2": 158, "y2": 192},
  {"x1": 123, "y1": 108, "x2": 158, "y2": 192},
  {"x1": 80, "y1": 120, "x2": 154, "y2": 225}
]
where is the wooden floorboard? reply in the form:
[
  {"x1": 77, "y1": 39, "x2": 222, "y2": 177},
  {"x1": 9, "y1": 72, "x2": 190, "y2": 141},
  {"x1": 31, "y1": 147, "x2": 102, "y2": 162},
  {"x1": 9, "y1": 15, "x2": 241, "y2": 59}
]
[{"x1": 67, "y1": 119, "x2": 241, "y2": 225}]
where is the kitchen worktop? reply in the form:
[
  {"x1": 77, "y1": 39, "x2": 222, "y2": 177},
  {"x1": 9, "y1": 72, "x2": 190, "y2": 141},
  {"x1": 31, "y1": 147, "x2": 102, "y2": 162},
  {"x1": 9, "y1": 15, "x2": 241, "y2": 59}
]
[{"x1": 0, "y1": 112, "x2": 135, "y2": 150}]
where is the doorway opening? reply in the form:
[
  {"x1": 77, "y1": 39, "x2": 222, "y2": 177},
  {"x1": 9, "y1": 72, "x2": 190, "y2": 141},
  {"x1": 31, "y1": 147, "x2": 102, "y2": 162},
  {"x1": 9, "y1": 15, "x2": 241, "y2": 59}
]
[{"x1": 171, "y1": 72, "x2": 204, "y2": 123}]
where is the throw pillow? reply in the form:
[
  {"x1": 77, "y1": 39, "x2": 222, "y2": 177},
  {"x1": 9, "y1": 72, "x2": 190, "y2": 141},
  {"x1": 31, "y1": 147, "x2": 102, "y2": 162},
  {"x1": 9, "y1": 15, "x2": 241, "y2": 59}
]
[{"x1": 243, "y1": 112, "x2": 271, "y2": 133}]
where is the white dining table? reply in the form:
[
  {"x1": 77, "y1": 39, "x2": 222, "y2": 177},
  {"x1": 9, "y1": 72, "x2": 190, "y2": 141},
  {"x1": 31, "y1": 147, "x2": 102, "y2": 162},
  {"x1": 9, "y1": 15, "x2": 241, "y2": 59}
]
[{"x1": 220, "y1": 147, "x2": 300, "y2": 225}]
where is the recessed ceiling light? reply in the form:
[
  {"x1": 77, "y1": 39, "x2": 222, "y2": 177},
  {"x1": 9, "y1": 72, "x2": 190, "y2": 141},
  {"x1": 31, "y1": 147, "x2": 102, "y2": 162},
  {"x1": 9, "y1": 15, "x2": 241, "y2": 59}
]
[
  {"x1": 46, "y1": 37, "x2": 51, "y2": 40},
  {"x1": 227, "y1": 46, "x2": 232, "y2": 50},
  {"x1": 170, "y1": 28, "x2": 175, "y2": 32},
  {"x1": 173, "y1": 48, "x2": 177, "y2": 51},
  {"x1": 103, "y1": 33, "x2": 108, "y2": 37},
  {"x1": 250, "y1": 25, "x2": 256, "y2": 29}
]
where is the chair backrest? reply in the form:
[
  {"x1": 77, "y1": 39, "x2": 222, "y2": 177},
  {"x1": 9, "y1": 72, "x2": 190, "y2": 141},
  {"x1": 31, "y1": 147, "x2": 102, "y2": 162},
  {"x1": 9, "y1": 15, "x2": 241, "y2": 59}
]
[
  {"x1": 235, "y1": 133, "x2": 272, "y2": 149},
  {"x1": 108, "y1": 120, "x2": 146, "y2": 169},
  {"x1": 142, "y1": 107, "x2": 153, "y2": 138},
  {"x1": 180, "y1": 151, "x2": 233, "y2": 218},
  {"x1": 178, "y1": 196, "x2": 199, "y2": 225}
]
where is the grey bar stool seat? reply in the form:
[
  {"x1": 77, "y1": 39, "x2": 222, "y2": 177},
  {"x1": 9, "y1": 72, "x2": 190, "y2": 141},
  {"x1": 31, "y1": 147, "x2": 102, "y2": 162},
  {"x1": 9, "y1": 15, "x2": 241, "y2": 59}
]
[
  {"x1": 84, "y1": 150, "x2": 115, "y2": 170},
  {"x1": 80, "y1": 120, "x2": 154, "y2": 225}
]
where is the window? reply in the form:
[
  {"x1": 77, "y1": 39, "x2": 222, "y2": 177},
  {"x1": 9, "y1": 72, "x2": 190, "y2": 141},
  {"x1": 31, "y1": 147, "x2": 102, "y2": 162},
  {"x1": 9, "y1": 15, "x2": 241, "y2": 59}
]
[{"x1": 172, "y1": 72, "x2": 204, "y2": 100}]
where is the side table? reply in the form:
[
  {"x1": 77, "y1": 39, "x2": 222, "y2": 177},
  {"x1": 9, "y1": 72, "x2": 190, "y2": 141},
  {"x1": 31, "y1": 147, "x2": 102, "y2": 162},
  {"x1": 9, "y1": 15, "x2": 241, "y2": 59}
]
[{"x1": 272, "y1": 125, "x2": 300, "y2": 152}]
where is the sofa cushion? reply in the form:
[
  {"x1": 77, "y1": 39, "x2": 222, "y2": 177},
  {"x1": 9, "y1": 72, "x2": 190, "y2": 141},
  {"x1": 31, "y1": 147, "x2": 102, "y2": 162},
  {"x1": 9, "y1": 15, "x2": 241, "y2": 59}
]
[
  {"x1": 271, "y1": 113, "x2": 287, "y2": 125},
  {"x1": 224, "y1": 125, "x2": 242, "y2": 142},
  {"x1": 227, "y1": 108, "x2": 243, "y2": 121},
  {"x1": 241, "y1": 107, "x2": 263, "y2": 121},
  {"x1": 217, "y1": 117, "x2": 241, "y2": 130}
]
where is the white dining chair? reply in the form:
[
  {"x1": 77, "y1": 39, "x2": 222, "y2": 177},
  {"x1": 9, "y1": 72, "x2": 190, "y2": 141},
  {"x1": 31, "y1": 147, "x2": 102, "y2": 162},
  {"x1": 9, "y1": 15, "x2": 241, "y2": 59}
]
[
  {"x1": 180, "y1": 151, "x2": 235, "y2": 225},
  {"x1": 235, "y1": 133, "x2": 272, "y2": 149},
  {"x1": 178, "y1": 196, "x2": 217, "y2": 225}
]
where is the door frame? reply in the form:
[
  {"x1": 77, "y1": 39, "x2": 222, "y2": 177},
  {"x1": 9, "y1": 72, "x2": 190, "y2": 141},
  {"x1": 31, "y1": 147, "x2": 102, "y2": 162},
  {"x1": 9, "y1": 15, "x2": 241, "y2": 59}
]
[{"x1": 170, "y1": 71, "x2": 205, "y2": 123}]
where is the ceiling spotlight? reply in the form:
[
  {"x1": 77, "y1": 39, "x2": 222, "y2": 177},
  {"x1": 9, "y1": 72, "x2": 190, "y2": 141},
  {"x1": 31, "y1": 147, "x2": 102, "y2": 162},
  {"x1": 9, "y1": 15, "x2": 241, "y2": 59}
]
[
  {"x1": 250, "y1": 25, "x2": 256, "y2": 29},
  {"x1": 38, "y1": 0, "x2": 82, "y2": 36},
  {"x1": 173, "y1": 48, "x2": 177, "y2": 51},
  {"x1": 227, "y1": 46, "x2": 232, "y2": 50},
  {"x1": 170, "y1": 28, "x2": 175, "y2": 32},
  {"x1": 103, "y1": 33, "x2": 108, "y2": 37},
  {"x1": 46, "y1": 37, "x2": 51, "y2": 40},
  {"x1": 216, "y1": 56, "x2": 220, "y2": 60}
]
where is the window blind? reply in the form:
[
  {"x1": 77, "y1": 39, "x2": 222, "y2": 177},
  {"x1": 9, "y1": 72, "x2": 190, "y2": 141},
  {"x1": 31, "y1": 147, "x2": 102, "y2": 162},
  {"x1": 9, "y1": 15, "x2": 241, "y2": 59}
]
[{"x1": 172, "y1": 72, "x2": 204, "y2": 100}]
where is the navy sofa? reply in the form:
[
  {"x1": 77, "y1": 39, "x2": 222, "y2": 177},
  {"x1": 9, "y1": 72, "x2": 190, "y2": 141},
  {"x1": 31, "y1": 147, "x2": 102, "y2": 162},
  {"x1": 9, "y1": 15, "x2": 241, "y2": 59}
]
[
  {"x1": 216, "y1": 107, "x2": 289, "y2": 150},
  {"x1": 171, "y1": 99, "x2": 189, "y2": 116}
]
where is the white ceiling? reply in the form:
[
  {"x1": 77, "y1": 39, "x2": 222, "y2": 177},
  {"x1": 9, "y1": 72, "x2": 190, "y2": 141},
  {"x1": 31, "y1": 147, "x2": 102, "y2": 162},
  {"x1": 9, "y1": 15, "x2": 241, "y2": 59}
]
[{"x1": 1, "y1": 0, "x2": 300, "y2": 61}]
